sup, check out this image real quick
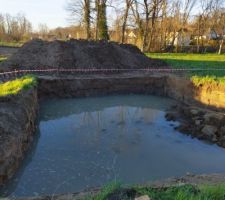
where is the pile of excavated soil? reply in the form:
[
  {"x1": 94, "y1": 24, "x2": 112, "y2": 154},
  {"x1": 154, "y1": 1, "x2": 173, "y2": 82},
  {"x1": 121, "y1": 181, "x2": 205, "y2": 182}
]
[{"x1": 0, "y1": 39, "x2": 167, "y2": 71}]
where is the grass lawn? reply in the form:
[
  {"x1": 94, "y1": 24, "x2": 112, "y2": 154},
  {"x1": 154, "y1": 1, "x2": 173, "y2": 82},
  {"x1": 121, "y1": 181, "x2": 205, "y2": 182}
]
[
  {"x1": 0, "y1": 75, "x2": 37, "y2": 97},
  {"x1": 147, "y1": 53, "x2": 225, "y2": 69},
  {"x1": 86, "y1": 182, "x2": 225, "y2": 200},
  {"x1": 147, "y1": 53, "x2": 225, "y2": 84}
]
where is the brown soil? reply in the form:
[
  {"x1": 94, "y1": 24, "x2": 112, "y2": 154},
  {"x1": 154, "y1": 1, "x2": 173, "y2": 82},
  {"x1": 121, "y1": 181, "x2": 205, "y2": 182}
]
[
  {"x1": 0, "y1": 39, "x2": 167, "y2": 72},
  {"x1": 0, "y1": 89, "x2": 38, "y2": 185},
  {"x1": 0, "y1": 46, "x2": 18, "y2": 57}
]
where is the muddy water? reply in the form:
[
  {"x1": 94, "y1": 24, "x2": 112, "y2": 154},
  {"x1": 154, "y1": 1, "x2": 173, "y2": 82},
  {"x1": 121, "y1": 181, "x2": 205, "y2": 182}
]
[{"x1": 2, "y1": 95, "x2": 225, "y2": 197}]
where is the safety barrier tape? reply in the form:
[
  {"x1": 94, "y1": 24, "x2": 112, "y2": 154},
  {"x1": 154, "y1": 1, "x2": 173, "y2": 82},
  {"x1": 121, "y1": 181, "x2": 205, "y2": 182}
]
[{"x1": 1, "y1": 67, "x2": 225, "y2": 76}]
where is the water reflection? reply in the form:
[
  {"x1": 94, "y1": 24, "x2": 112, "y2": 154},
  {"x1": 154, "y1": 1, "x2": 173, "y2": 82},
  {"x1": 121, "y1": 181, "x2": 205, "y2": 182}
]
[{"x1": 2, "y1": 95, "x2": 225, "y2": 198}]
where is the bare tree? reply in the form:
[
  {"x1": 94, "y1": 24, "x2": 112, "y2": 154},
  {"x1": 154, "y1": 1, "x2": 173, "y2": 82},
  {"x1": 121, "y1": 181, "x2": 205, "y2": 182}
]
[
  {"x1": 131, "y1": 0, "x2": 164, "y2": 51},
  {"x1": 182, "y1": 0, "x2": 195, "y2": 26},
  {"x1": 66, "y1": 0, "x2": 91, "y2": 39},
  {"x1": 218, "y1": 14, "x2": 225, "y2": 54},
  {"x1": 131, "y1": 0, "x2": 144, "y2": 50},
  {"x1": 38, "y1": 23, "x2": 49, "y2": 39},
  {"x1": 121, "y1": 0, "x2": 133, "y2": 43},
  {"x1": 142, "y1": 0, "x2": 152, "y2": 51},
  {"x1": 194, "y1": 0, "x2": 214, "y2": 52},
  {"x1": 0, "y1": 13, "x2": 32, "y2": 41},
  {"x1": 0, "y1": 14, "x2": 5, "y2": 40},
  {"x1": 159, "y1": 0, "x2": 168, "y2": 50},
  {"x1": 210, "y1": 0, "x2": 225, "y2": 54},
  {"x1": 147, "y1": 0, "x2": 164, "y2": 51}
]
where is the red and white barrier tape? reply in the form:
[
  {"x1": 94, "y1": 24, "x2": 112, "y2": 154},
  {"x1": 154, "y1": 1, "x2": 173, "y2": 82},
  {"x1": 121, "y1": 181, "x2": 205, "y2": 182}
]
[{"x1": 1, "y1": 67, "x2": 225, "y2": 76}]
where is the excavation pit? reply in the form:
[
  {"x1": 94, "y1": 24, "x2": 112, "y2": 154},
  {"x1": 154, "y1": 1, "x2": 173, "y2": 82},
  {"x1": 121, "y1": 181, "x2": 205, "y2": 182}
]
[
  {"x1": 2, "y1": 94, "x2": 225, "y2": 198},
  {"x1": 1, "y1": 73, "x2": 225, "y2": 199}
]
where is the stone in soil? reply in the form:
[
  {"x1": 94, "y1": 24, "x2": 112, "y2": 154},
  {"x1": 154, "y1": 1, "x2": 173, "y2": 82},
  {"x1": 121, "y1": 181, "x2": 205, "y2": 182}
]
[
  {"x1": 165, "y1": 103, "x2": 225, "y2": 146},
  {"x1": 135, "y1": 195, "x2": 151, "y2": 200},
  {"x1": 201, "y1": 125, "x2": 218, "y2": 142}
]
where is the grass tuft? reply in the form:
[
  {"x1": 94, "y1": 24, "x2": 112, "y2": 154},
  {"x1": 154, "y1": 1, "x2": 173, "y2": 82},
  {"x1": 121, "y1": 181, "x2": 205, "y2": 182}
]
[
  {"x1": 0, "y1": 41, "x2": 23, "y2": 47},
  {"x1": 0, "y1": 75, "x2": 37, "y2": 97},
  {"x1": 190, "y1": 75, "x2": 225, "y2": 86},
  {"x1": 82, "y1": 183, "x2": 225, "y2": 200},
  {"x1": 92, "y1": 181, "x2": 121, "y2": 200},
  {"x1": 134, "y1": 184, "x2": 198, "y2": 200},
  {"x1": 134, "y1": 184, "x2": 225, "y2": 200},
  {"x1": 198, "y1": 184, "x2": 225, "y2": 200},
  {"x1": 0, "y1": 56, "x2": 7, "y2": 62}
]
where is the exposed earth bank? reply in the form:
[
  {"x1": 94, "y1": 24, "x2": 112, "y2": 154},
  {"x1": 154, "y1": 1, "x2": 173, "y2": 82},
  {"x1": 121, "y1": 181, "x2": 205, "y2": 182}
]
[
  {"x1": 165, "y1": 76, "x2": 225, "y2": 148},
  {"x1": 37, "y1": 73, "x2": 225, "y2": 110},
  {"x1": 0, "y1": 88, "x2": 38, "y2": 184},
  {"x1": 166, "y1": 76, "x2": 225, "y2": 109}
]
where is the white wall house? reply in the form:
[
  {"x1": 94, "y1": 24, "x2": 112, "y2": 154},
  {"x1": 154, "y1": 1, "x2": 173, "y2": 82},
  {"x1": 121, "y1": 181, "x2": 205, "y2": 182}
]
[{"x1": 167, "y1": 29, "x2": 191, "y2": 46}]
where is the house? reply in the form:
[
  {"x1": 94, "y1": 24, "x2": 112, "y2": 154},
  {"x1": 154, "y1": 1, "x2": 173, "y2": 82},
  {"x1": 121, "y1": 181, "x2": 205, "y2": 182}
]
[
  {"x1": 199, "y1": 29, "x2": 223, "y2": 40},
  {"x1": 109, "y1": 29, "x2": 138, "y2": 44},
  {"x1": 49, "y1": 26, "x2": 86, "y2": 40},
  {"x1": 167, "y1": 28, "x2": 191, "y2": 46},
  {"x1": 193, "y1": 35, "x2": 207, "y2": 40},
  {"x1": 125, "y1": 30, "x2": 137, "y2": 44}
]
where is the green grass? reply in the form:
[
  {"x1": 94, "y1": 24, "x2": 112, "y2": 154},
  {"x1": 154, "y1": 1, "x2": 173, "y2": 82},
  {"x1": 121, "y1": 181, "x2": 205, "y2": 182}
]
[
  {"x1": 191, "y1": 75, "x2": 225, "y2": 86},
  {"x1": 92, "y1": 181, "x2": 121, "y2": 200},
  {"x1": 0, "y1": 57, "x2": 7, "y2": 62},
  {"x1": 0, "y1": 41, "x2": 23, "y2": 47},
  {"x1": 147, "y1": 53, "x2": 225, "y2": 69},
  {"x1": 82, "y1": 183, "x2": 225, "y2": 200},
  {"x1": 0, "y1": 75, "x2": 37, "y2": 97},
  {"x1": 134, "y1": 184, "x2": 198, "y2": 200},
  {"x1": 147, "y1": 53, "x2": 225, "y2": 85}
]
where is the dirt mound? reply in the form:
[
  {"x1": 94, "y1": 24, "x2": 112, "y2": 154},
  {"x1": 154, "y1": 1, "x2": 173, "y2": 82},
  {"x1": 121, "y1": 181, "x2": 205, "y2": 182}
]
[{"x1": 1, "y1": 39, "x2": 167, "y2": 71}]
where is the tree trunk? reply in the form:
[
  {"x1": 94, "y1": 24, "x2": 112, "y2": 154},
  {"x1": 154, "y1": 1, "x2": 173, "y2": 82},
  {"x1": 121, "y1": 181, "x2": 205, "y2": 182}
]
[
  {"x1": 218, "y1": 38, "x2": 224, "y2": 55},
  {"x1": 197, "y1": 17, "x2": 201, "y2": 53},
  {"x1": 84, "y1": 0, "x2": 91, "y2": 39},
  {"x1": 142, "y1": 19, "x2": 149, "y2": 52},
  {"x1": 147, "y1": 1, "x2": 157, "y2": 52},
  {"x1": 121, "y1": 3, "x2": 129, "y2": 43},
  {"x1": 97, "y1": 0, "x2": 109, "y2": 40},
  {"x1": 121, "y1": 0, "x2": 133, "y2": 43},
  {"x1": 95, "y1": 0, "x2": 100, "y2": 40}
]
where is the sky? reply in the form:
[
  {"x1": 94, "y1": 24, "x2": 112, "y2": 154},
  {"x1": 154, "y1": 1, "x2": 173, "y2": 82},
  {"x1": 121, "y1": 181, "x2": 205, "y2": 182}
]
[
  {"x1": 0, "y1": 0, "x2": 207, "y2": 32},
  {"x1": 0, "y1": 0, "x2": 69, "y2": 30},
  {"x1": 0, "y1": 0, "x2": 117, "y2": 31}
]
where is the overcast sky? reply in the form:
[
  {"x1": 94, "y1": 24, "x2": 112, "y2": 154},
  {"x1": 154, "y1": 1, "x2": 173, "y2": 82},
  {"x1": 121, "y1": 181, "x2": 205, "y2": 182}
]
[{"x1": 0, "y1": 0, "x2": 69, "y2": 30}]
